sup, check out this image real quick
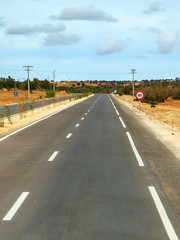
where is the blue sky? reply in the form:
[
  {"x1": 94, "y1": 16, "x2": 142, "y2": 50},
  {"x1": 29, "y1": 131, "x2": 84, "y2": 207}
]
[{"x1": 0, "y1": 0, "x2": 180, "y2": 81}]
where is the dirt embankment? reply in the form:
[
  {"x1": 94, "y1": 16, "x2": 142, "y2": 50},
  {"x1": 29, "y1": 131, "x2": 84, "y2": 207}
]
[{"x1": 116, "y1": 95, "x2": 180, "y2": 130}]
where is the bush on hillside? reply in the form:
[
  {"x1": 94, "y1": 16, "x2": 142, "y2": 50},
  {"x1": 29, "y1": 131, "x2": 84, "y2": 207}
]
[
  {"x1": 142, "y1": 87, "x2": 169, "y2": 106},
  {"x1": 46, "y1": 90, "x2": 55, "y2": 98},
  {"x1": 169, "y1": 87, "x2": 180, "y2": 100}
]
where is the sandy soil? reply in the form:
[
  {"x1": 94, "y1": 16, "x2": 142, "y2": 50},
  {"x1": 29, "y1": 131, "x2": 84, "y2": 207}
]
[
  {"x1": 116, "y1": 95, "x2": 180, "y2": 130},
  {"x1": 0, "y1": 90, "x2": 69, "y2": 106},
  {"x1": 0, "y1": 95, "x2": 92, "y2": 138},
  {"x1": 114, "y1": 94, "x2": 180, "y2": 160}
]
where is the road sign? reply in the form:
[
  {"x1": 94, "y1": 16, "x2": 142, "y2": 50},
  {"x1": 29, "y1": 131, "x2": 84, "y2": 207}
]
[
  {"x1": 13, "y1": 91, "x2": 18, "y2": 97},
  {"x1": 135, "y1": 91, "x2": 144, "y2": 101}
]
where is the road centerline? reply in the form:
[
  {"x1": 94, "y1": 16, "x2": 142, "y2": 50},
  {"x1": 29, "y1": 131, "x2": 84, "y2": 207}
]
[
  {"x1": 3, "y1": 192, "x2": 29, "y2": 221},
  {"x1": 119, "y1": 117, "x2": 126, "y2": 128},
  {"x1": 116, "y1": 109, "x2": 119, "y2": 115},
  {"x1": 48, "y1": 151, "x2": 59, "y2": 162},
  {"x1": 66, "y1": 133, "x2": 72, "y2": 138}
]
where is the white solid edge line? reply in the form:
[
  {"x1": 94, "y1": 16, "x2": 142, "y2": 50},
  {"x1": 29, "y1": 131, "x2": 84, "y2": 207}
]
[
  {"x1": 3, "y1": 192, "x2": 29, "y2": 221},
  {"x1": 75, "y1": 124, "x2": 79, "y2": 127},
  {"x1": 126, "y1": 132, "x2": 144, "y2": 167},
  {"x1": 119, "y1": 117, "x2": 126, "y2": 128},
  {"x1": 66, "y1": 133, "x2": 72, "y2": 138},
  {"x1": 148, "y1": 186, "x2": 179, "y2": 240},
  {"x1": 48, "y1": 151, "x2": 59, "y2": 162},
  {"x1": 0, "y1": 95, "x2": 94, "y2": 143}
]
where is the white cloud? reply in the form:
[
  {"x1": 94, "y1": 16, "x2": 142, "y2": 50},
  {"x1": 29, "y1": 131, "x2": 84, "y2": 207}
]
[
  {"x1": 50, "y1": 6, "x2": 117, "y2": 22},
  {"x1": 156, "y1": 30, "x2": 179, "y2": 54},
  {"x1": 135, "y1": 54, "x2": 147, "y2": 59},
  {"x1": 143, "y1": 1, "x2": 165, "y2": 14},
  {"x1": 6, "y1": 23, "x2": 65, "y2": 35},
  {"x1": 147, "y1": 27, "x2": 161, "y2": 34},
  {"x1": 0, "y1": 16, "x2": 6, "y2": 26},
  {"x1": 48, "y1": 52, "x2": 62, "y2": 58},
  {"x1": 44, "y1": 33, "x2": 81, "y2": 46},
  {"x1": 149, "y1": 1, "x2": 164, "y2": 12},
  {"x1": 96, "y1": 40, "x2": 127, "y2": 55}
]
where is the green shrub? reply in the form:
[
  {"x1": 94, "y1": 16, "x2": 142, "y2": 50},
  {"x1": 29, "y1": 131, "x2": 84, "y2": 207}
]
[
  {"x1": 46, "y1": 90, "x2": 55, "y2": 98},
  {"x1": 143, "y1": 87, "x2": 169, "y2": 106},
  {"x1": 0, "y1": 113, "x2": 4, "y2": 127},
  {"x1": 4, "y1": 105, "x2": 12, "y2": 124},
  {"x1": 123, "y1": 85, "x2": 132, "y2": 95},
  {"x1": 29, "y1": 103, "x2": 34, "y2": 111},
  {"x1": 170, "y1": 88, "x2": 180, "y2": 100},
  {"x1": 117, "y1": 88, "x2": 124, "y2": 96}
]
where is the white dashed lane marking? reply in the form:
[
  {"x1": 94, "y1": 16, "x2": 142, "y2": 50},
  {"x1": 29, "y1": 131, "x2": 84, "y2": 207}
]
[
  {"x1": 3, "y1": 192, "x2": 29, "y2": 221},
  {"x1": 66, "y1": 133, "x2": 72, "y2": 138},
  {"x1": 48, "y1": 151, "x2": 59, "y2": 162},
  {"x1": 119, "y1": 117, "x2": 126, "y2": 128},
  {"x1": 116, "y1": 110, "x2": 119, "y2": 116}
]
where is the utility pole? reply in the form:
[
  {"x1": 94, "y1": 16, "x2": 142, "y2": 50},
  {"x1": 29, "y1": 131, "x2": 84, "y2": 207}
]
[
  {"x1": 23, "y1": 66, "x2": 33, "y2": 99},
  {"x1": 131, "y1": 69, "x2": 136, "y2": 100},
  {"x1": 53, "y1": 70, "x2": 55, "y2": 92}
]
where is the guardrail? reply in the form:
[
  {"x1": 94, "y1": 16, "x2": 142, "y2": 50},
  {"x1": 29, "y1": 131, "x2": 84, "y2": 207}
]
[{"x1": 0, "y1": 93, "x2": 82, "y2": 119}]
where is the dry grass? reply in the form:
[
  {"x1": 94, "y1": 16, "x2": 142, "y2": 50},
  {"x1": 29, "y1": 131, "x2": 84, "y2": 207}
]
[
  {"x1": 0, "y1": 90, "x2": 69, "y2": 106},
  {"x1": 116, "y1": 95, "x2": 180, "y2": 130}
]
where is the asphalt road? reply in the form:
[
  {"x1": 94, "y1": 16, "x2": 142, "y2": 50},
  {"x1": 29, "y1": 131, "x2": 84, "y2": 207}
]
[{"x1": 0, "y1": 94, "x2": 179, "y2": 240}]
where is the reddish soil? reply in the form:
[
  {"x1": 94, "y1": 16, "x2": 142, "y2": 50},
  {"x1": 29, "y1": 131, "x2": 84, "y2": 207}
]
[
  {"x1": 0, "y1": 90, "x2": 69, "y2": 106},
  {"x1": 116, "y1": 95, "x2": 180, "y2": 130}
]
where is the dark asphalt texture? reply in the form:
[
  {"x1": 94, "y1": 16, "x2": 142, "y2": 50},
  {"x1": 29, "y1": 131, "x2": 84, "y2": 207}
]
[{"x1": 0, "y1": 94, "x2": 179, "y2": 240}]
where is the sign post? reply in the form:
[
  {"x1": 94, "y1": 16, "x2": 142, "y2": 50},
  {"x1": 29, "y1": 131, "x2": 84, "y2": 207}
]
[
  {"x1": 135, "y1": 91, "x2": 144, "y2": 111},
  {"x1": 13, "y1": 91, "x2": 18, "y2": 103}
]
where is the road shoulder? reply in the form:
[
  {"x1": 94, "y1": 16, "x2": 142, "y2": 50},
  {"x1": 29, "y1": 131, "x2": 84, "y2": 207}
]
[{"x1": 112, "y1": 94, "x2": 180, "y2": 217}]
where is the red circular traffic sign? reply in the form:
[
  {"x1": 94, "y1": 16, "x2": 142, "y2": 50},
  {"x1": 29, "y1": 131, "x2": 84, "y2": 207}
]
[{"x1": 135, "y1": 91, "x2": 144, "y2": 100}]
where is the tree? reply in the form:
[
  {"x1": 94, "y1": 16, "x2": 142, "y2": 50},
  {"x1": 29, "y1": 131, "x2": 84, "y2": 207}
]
[
  {"x1": 0, "y1": 78, "x2": 5, "y2": 89},
  {"x1": 5, "y1": 76, "x2": 15, "y2": 91},
  {"x1": 33, "y1": 78, "x2": 41, "y2": 90},
  {"x1": 40, "y1": 79, "x2": 51, "y2": 90},
  {"x1": 123, "y1": 85, "x2": 132, "y2": 95}
]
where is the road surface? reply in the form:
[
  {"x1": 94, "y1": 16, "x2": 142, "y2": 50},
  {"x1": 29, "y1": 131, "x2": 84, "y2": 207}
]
[{"x1": 0, "y1": 94, "x2": 179, "y2": 240}]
